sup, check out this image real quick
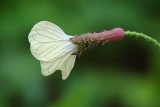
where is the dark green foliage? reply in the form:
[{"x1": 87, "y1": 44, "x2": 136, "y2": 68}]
[{"x1": 0, "y1": 0, "x2": 160, "y2": 107}]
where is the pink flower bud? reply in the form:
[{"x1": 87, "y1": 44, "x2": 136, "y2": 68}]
[
  {"x1": 70, "y1": 28, "x2": 124, "y2": 56},
  {"x1": 98, "y1": 28, "x2": 124, "y2": 42},
  {"x1": 70, "y1": 28, "x2": 124, "y2": 45}
]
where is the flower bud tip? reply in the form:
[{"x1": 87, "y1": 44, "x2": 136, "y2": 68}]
[{"x1": 100, "y1": 28, "x2": 124, "y2": 42}]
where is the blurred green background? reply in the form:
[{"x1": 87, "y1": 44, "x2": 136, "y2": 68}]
[{"x1": 0, "y1": 0, "x2": 160, "y2": 107}]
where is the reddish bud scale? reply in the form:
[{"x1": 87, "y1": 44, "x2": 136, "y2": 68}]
[
  {"x1": 70, "y1": 28, "x2": 124, "y2": 56},
  {"x1": 98, "y1": 28, "x2": 124, "y2": 42}
]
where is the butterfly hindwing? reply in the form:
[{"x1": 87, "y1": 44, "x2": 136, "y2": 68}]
[{"x1": 40, "y1": 51, "x2": 76, "y2": 79}]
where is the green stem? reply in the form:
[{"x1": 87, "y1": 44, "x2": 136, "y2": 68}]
[{"x1": 124, "y1": 31, "x2": 160, "y2": 48}]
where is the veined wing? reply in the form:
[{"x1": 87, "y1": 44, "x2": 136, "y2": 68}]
[
  {"x1": 40, "y1": 51, "x2": 76, "y2": 80},
  {"x1": 61, "y1": 55, "x2": 76, "y2": 80},
  {"x1": 28, "y1": 21, "x2": 73, "y2": 61}
]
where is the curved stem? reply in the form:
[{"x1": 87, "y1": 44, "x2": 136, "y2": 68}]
[{"x1": 124, "y1": 31, "x2": 160, "y2": 48}]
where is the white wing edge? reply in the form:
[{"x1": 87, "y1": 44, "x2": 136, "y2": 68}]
[
  {"x1": 61, "y1": 55, "x2": 76, "y2": 80},
  {"x1": 40, "y1": 51, "x2": 76, "y2": 80},
  {"x1": 28, "y1": 21, "x2": 75, "y2": 61}
]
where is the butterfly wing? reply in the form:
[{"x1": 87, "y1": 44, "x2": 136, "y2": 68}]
[
  {"x1": 28, "y1": 21, "x2": 73, "y2": 61},
  {"x1": 61, "y1": 55, "x2": 76, "y2": 80},
  {"x1": 40, "y1": 51, "x2": 76, "y2": 79}
]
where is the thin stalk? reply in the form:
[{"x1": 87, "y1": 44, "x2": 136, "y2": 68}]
[{"x1": 124, "y1": 31, "x2": 160, "y2": 48}]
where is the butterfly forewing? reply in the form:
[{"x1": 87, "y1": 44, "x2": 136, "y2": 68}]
[{"x1": 28, "y1": 21, "x2": 72, "y2": 61}]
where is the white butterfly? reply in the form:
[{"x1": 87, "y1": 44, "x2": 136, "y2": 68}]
[{"x1": 28, "y1": 21, "x2": 77, "y2": 80}]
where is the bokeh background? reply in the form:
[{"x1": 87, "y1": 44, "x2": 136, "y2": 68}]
[{"x1": 0, "y1": 0, "x2": 160, "y2": 107}]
